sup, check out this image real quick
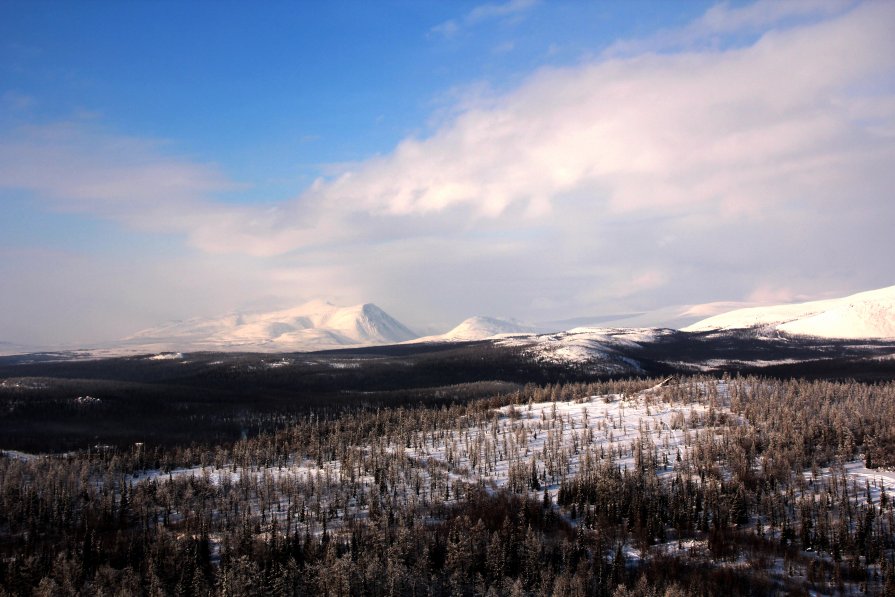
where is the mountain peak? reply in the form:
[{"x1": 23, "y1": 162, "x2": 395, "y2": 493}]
[{"x1": 125, "y1": 300, "x2": 418, "y2": 352}]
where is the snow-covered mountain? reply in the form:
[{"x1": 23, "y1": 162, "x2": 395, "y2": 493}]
[
  {"x1": 410, "y1": 316, "x2": 540, "y2": 343},
  {"x1": 682, "y1": 285, "x2": 895, "y2": 339},
  {"x1": 126, "y1": 301, "x2": 418, "y2": 352}
]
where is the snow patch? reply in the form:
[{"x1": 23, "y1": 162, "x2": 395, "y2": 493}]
[{"x1": 147, "y1": 352, "x2": 183, "y2": 360}]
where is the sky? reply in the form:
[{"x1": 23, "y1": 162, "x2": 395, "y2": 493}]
[{"x1": 1, "y1": 0, "x2": 894, "y2": 346}]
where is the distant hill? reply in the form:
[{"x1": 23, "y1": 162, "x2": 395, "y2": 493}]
[
  {"x1": 410, "y1": 316, "x2": 540, "y2": 342},
  {"x1": 683, "y1": 286, "x2": 895, "y2": 339}
]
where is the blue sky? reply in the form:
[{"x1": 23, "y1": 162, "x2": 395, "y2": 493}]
[{"x1": 2, "y1": 0, "x2": 894, "y2": 346}]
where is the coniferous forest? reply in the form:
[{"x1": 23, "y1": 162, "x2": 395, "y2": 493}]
[{"x1": 2, "y1": 346, "x2": 895, "y2": 596}]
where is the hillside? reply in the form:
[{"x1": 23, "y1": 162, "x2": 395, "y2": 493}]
[{"x1": 683, "y1": 285, "x2": 895, "y2": 339}]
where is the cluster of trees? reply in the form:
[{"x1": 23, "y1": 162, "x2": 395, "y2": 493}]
[
  {"x1": 3, "y1": 485, "x2": 784, "y2": 596},
  {"x1": 1, "y1": 375, "x2": 894, "y2": 595}
]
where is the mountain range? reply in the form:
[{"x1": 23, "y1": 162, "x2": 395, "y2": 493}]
[{"x1": 3, "y1": 285, "x2": 894, "y2": 357}]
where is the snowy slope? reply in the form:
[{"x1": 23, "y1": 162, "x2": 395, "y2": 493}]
[
  {"x1": 497, "y1": 327, "x2": 671, "y2": 372},
  {"x1": 683, "y1": 285, "x2": 895, "y2": 339},
  {"x1": 126, "y1": 301, "x2": 418, "y2": 352},
  {"x1": 410, "y1": 316, "x2": 540, "y2": 342}
]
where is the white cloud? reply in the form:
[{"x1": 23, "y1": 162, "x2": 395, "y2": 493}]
[{"x1": 302, "y1": 0, "x2": 895, "y2": 253}]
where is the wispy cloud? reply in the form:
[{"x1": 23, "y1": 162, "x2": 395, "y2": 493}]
[
  {"x1": 679, "y1": 301, "x2": 754, "y2": 319},
  {"x1": 606, "y1": 0, "x2": 853, "y2": 55},
  {"x1": 1, "y1": 90, "x2": 34, "y2": 111},
  {"x1": 0, "y1": 122, "x2": 317, "y2": 257},
  {"x1": 0, "y1": 122, "x2": 231, "y2": 210},
  {"x1": 431, "y1": 0, "x2": 537, "y2": 38},
  {"x1": 466, "y1": 0, "x2": 537, "y2": 24}
]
